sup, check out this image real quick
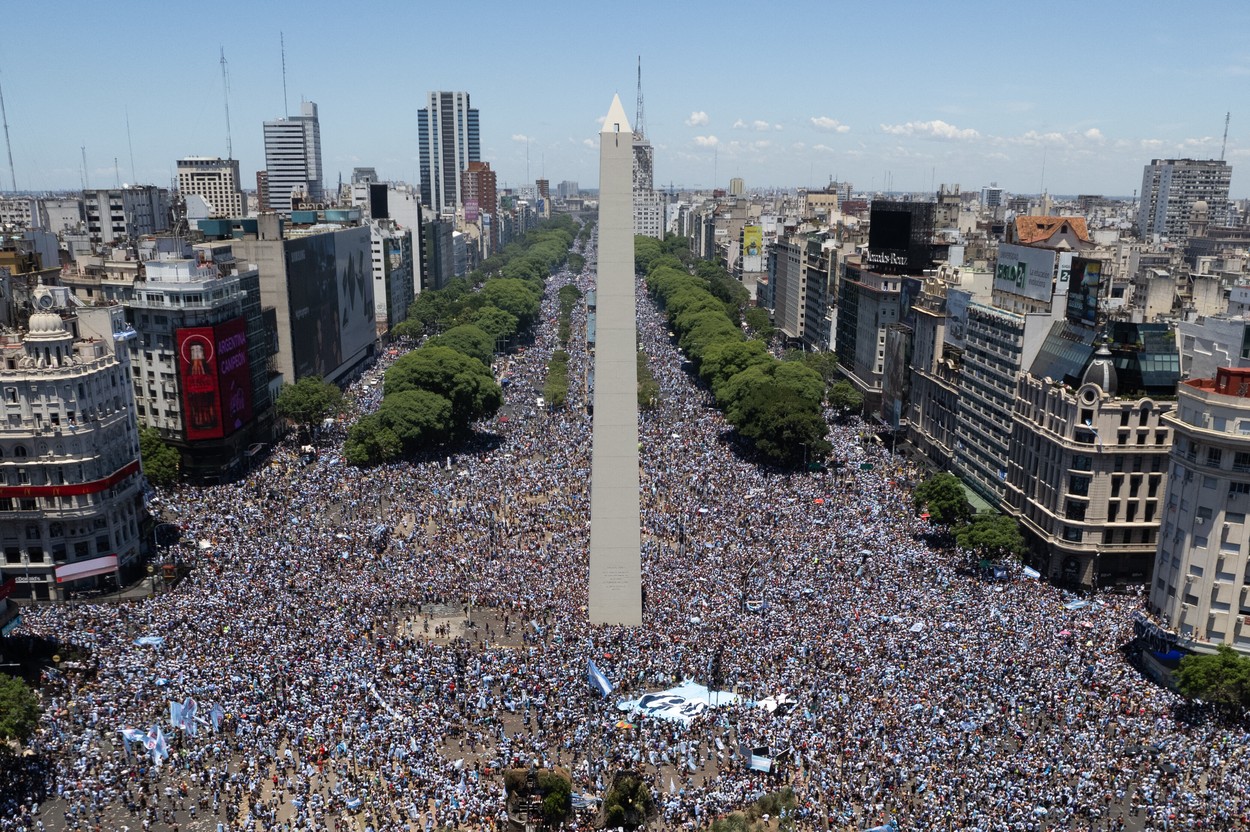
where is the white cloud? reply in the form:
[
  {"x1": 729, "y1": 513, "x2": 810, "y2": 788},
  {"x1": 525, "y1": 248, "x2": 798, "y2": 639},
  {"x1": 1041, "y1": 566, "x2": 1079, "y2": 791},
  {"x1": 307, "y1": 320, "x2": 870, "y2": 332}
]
[
  {"x1": 880, "y1": 119, "x2": 979, "y2": 140},
  {"x1": 810, "y1": 116, "x2": 850, "y2": 133},
  {"x1": 685, "y1": 111, "x2": 709, "y2": 127},
  {"x1": 693, "y1": 135, "x2": 720, "y2": 148},
  {"x1": 1083, "y1": 128, "x2": 1104, "y2": 141},
  {"x1": 511, "y1": 133, "x2": 531, "y2": 143},
  {"x1": 1140, "y1": 138, "x2": 1165, "y2": 149},
  {"x1": 732, "y1": 119, "x2": 746, "y2": 129},
  {"x1": 751, "y1": 120, "x2": 772, "y2": 132},
  {"x1": 582, "y1": 138, "x2": 595, "y2": 148},
  {"x1": 811, "y1": 144, "x2": 836, "y2": 153}
]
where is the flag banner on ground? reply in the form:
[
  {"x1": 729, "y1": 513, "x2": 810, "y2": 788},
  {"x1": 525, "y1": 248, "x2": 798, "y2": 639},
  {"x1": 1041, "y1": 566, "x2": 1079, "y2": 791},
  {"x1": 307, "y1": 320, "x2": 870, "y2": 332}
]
[
  {"x1": 571, "y1": 794, "x2": 601, "y2": 809},
  {"x1": 134, "y1": 636, "x2": 165, "y2": 648},
  {"x1": 210, "y1": 703, "x2": 225, "y2": 732},
  {"x1": 617, "y1": 680, "x2": 740, "y2": 725},
  {"x1": 1022, "y1": 566, "x2": 1041, "y2": 579},
  {"x1": 169, "y1": 700, "x2": 183, "y2": 731},
  {"x1": 738, "y1": 742, "x2": 774, "y2": 773},
  {"x1": 864, "y1": 820, "x2": 900, "y2": 832},
  {"x1": 588, "y1": 659, "x2": 613, "y2": 698},
  {"x1": 1063, "y1": 599, "x2": 1090, "y2": 611},
  {"x1": 119, "y1": 727, "x2": 147, "y2": 755}
]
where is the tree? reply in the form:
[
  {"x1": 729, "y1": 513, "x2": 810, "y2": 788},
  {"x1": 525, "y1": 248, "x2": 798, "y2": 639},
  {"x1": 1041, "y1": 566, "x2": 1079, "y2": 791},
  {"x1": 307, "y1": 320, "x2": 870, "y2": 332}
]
[
  {"x1": 744, "y1": 307, "x2": 774, "y2": 340},
  {"x1": 343, "y1": 415, "x2": 404, "y2": 467},
  {"x1": 913, "y1": 473, "x2": 973, "y2": 526},
  {"x1": 481, "y1": 278, "x2": 542, "y2": 331},
  {"x1": 1175, "y1": 644, "x2": 1250, "y2": 713},
  {"x1": 430, "y1": 324, "x2": 495, "y2": 367},
  {"x1": 954, "y1": 512, "x2": 1026, "y2": 559},
  {"x1": 828, "y1": 380, "x2": 864, "y2": 415},
  {"x1": 602, "y1": 771, "x2": 655, "y2": 831},
  {"x1": 699, "y1": 340, "x2": 772, "y2": 400},
  {"x1": 567, "y1": 252, "x2": 585, "y2": 274},
  {"x1": 637, "y1": 350, "x2": 661, "y2": 410},
  {"x1": 275, "y1": 376, "x2": 343, "y2": 431},
  {"x1": 730, "y1": 383, "x2": 831, "y2": 466},
  {"x1": 384, "y1": 346, "x2": 502, "y2": 430},
  {"x1": 471, "y1": 306, "x2": 520, "y2": 344},
  {"x1": 139, "y1": 427, "x2": 180, "y2": 487},
  {"x1": 0, "y1": 674, "x2": 40, "y2": 745}
]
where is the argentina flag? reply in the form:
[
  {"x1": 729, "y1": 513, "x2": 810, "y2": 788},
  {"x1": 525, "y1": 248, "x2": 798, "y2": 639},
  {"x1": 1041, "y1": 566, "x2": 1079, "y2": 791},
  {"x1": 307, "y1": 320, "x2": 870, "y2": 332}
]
[{"x1": 587, "y1": 659, "x2": 613, "y2": 698}]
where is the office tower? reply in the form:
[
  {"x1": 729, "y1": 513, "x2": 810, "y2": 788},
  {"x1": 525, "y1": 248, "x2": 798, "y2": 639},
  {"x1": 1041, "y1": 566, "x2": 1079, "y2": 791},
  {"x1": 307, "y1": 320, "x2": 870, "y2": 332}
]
[
  {"x1": 728, "y1": 177, "x2": 744, "y2": 196},
  {"x1": 263, "y1": 101, "x2": 323, "y2": 215},
  {"x1": 1138, "y1": 158, "x2": 1231, "y2": 241},
  {"x1": 83, "y1": 185, "x2": 171, "y2": 246},
  {"x1": 417, "y1": 91, "x2": 479, "y2": 213},
  {"x1": 588, "y1": 94, "x2": 642, "y2": 626},
  {"x1": 461, "y1": 161, "x2": 498, "y2": 249},
  {"x1": 177, "y1": 157, "x2": 245, "y2": 218}
]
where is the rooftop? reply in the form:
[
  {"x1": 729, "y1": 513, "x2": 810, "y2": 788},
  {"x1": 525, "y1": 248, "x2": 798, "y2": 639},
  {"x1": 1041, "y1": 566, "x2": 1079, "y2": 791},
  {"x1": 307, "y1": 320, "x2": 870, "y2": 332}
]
[{"x1": 1012, "y1": 215, "x2": 1090, "y2": 246}]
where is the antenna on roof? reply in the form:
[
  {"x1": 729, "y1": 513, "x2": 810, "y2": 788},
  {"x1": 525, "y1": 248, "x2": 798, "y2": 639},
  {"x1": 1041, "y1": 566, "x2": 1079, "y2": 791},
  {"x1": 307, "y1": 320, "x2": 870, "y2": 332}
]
[
  {"x1": 114, "y1": 156, "x2": 120, "y2": 188},
  {"x1": 280, "y1": 32, "x2": 289, "y2": 117},
  {"x1": 0, "y1": 70, "x2": 15, "y2": 193},
  {"x1": 81, "y1": 146, "x2": 89, "y2": 190},
  {"x1": 1221, "y1": 111, "x2": 1231, "y2": 161},
  {"x1": 125, "y1": 108, "x2": 137, "y2": 183},
  {"x1": 220, "y1": 47, "x2": 233, "y2": 159},
  {"x1": 634, "y1": 55, "x2": 645, "y2": 139}
]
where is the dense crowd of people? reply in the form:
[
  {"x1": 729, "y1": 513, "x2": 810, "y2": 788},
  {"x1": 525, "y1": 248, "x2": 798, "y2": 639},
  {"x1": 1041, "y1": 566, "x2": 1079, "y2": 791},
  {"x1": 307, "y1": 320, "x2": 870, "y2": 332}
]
[{"x1": 4, "y1": 234, "x2": 1249, "y2": 832}]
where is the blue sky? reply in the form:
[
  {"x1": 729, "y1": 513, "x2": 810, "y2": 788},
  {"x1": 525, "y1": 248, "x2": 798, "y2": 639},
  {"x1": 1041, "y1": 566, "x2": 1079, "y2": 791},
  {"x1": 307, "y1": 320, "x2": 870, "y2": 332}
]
[{"x1": 4, "y1": 0, "x2": 1249, "y2": 197}]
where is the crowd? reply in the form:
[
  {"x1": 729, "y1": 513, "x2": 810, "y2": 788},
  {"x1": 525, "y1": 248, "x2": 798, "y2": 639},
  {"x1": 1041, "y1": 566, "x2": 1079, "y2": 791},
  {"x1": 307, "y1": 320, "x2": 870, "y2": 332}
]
[{"x1": 4, "y1": 234, "x2": 1249, "y2": 832}]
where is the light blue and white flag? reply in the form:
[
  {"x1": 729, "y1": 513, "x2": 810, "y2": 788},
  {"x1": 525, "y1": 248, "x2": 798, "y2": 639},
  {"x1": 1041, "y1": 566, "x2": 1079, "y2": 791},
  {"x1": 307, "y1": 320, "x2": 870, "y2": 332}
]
[
  {"x1": 119, "y1": 726, "x2": 147, "y2": 755},
  {"x1": 587, "y1": 659, "x2": 613, "y2": 698},
  {"x1": 169, "y1": 700, "x2": 184, "y2": 731},
  {"x1": 209, "y1": 702, "x2": 225, "y2": 732},
  {"x1": 182, "y1": 696, "x2": 199, "y2": 737},
  {"x1": 134, "y1": 636, "x2": 165, "y2": 648}
]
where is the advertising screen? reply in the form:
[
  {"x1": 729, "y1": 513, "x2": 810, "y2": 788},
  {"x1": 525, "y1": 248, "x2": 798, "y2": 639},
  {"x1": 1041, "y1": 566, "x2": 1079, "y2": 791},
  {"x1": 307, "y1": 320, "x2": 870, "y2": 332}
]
[
  {"x1": 213, "y1": 316, "x2": 252, "y2": 437},
  {"x1": 1066, "y1": 258, "x2": 1103, "y2": 326},
  {"x1": 177, "y1": 326, "x2": 223, "y2": 440},
  {"x1": 286, "y1": 233, "x2": 342, "y2": 380},
  {"x1": 335, "y1": 226, "x2": 376, "y2": 365},
  {"x1": 994, "y1": 243, "x2": 1059, "y2": 302}
]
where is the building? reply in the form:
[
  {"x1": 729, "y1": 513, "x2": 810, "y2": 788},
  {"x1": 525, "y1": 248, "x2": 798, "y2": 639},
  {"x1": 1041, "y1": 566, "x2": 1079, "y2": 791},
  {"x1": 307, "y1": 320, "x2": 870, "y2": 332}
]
[
  {"x1": 203, "y1": 213, "x2": 376, "y2": 387},
  {"x1": 263, "y1": 101, "x2": 324, "y2": 216},
  {"x1": 83, "y1": 186, "x2": 171, "y2": 248},
  {"x1": 0, "y1": 288, "x2": 144, "y2": 601},
  {"x1": 127, "y1": 244, "x2": 274, "y2": 482},
  {"x1": 1138, "y1": 158, "x2": 1232, "y2": 241},
  {"x1": 177, "y1": 157, "x2": 245, "y2": 218},
  {"x1": 1149, "y1": 367, "x2": 1250, "y2": 653},
  {"x1": 728, "y1": 177, "x2": 744, "y2": 197},
  {"x1": 556, "y1": 180, "x2": 579, "y2": 200},
  {"x1": 461, "y1": 161, "x2": 498, "y2": 250},
  {"x1": 631, "y1": 127, "x2": 662, "y2": 239},
  {"x1": 367, "y1": 222, "x2": 415, "y2": 332},
  {"x1": 418, "y1": 91, "x2": 479, "y2": 213},
  {"x1": 1007, "y1": 324, "x2": 1179, "y2": 588}
]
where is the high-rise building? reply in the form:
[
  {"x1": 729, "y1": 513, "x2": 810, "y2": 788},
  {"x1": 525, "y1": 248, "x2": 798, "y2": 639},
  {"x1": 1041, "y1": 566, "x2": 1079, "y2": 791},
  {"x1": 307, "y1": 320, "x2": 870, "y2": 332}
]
[
  {"x1": 418, "y1": 91, "x2": 479, "y2": 213},
  {"x1": 263, "y1": 101, "x2": 323, "y2": 216},
  {"x1": 177, "y1": 157, "x2": 245, "y2": 218},
  {"x1": 83, "y1": 186, "x2": 171, "y2": 247},
  {"x1": 1149, "y1": 367, "x2": 1250, "y2": 651},
  {"x1": 461, "y1": 161, "x2": 498, "y2": 250},
  {"x1": 728, "y1": 177, "x2": 744, "y2": 197},
  {"x1": 1138, "y1": 158, "x2": 1232, "y2": 241}
]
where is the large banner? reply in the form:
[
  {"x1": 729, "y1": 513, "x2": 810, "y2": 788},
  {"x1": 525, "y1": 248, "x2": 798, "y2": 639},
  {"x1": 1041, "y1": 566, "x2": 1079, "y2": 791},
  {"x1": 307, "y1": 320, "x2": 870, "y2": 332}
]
[
  {"x1": 1066, "y1": 258, "x2": 1103, "y2": 326},
  {"x1": 177, "y1": 326, "x2": 222, "y2": 440},
  {"x1": 617, "y1": 680, "x2": 739, "y2": 724},
  {"x1": 944, "y1": 289, "x2": 970, "y2": 350},
  {"x1": 994, "y1": 243, "x2": 1058, "y2": 302},
  {"x1": 177, "y1": 318, "x2": 252, "y2": 441}
]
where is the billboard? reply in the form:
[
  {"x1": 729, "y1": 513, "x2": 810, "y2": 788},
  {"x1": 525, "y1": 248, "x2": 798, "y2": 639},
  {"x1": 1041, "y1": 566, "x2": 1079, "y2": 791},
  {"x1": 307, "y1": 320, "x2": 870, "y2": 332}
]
[
  {"x1": 742, "y1": 226, "x2": 763, "y2": 258},
  {"x1": 177, "y1": 318, "x2": 253, "y2": 440},
  {"x1": 944, "y1": 289, "x2": 970, "y2": 350},
  {"x1": 994, "y1": 243, "x2": 1059, "y2": 302},
  {"x1": 465, "y1": 199, "x2": 479, "y2": 224},
  {"x1": 1056, "y1": 251, "x2": 1074, "y2": 295},
  {"x1": 177, "y1": 326, "x2": 223, "y2": 440},
  {"x1": 1066, "y1": 257, "x2": 1103, "y2": 326},
  {"x1": 286, "y1": 227, "x2": 376, "y2": 380},
  {"x1": 866, "y1": 201, "x2": 934, "y2": 274},
  {"x1": 213, "y1": 316, "x2": 253, "y2": 436},
  {"x1": 899, "y1": 276, "x2": 922, "y2": 330}
]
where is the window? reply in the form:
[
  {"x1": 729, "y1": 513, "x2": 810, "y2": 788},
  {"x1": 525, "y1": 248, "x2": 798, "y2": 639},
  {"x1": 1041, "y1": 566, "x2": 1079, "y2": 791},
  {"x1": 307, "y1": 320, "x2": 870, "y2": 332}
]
[
  {"x1": 1111, "y1": 476, "x2": 1123, "y2": 498},
  {"x1": 1108, "y1": 503, "x2": 1120, "y2": 523},
  {"x1": 1208, "y1": 447, "x2": 1224, "y2": 468},
  {"x1": 1069, "y1": 475, "x2": 1091, "y2": 496},
  {"x1": 1062, "y1": 526, "x2": 1082, "y2": 542},
  {"x1": 1227, "y1": 512, "x2": 1247, "y2": 525},
  {"x1": 1073, "y1": 455, "x2": 1093, "y2": 472}
]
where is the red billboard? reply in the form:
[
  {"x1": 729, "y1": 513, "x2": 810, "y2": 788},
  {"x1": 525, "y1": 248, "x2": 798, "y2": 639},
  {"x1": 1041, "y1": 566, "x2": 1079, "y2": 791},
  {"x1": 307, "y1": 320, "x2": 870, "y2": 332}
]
[{"x1": 177, "y1": 317, "x2": 252, "y2": 441}]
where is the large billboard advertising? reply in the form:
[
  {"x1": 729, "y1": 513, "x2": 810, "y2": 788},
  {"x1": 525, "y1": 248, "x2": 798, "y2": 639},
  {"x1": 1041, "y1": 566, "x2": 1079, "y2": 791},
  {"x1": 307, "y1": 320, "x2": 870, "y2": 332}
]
[
  {"x1": 1066, "y1": 257, "x2": 1103, "y2": 326},
  {"x1": 177, "y1": 318, "x2": 253, "y2": 441},
  {"x1": 465, "y1": 199, "x2": 479, "y2": 224},
  {"x1": 743, "y1": 225, "x2": 762, "y2": 258},
  {"x1": 213, "y1": 316, "x2": 253, "y2": 436},
  {"x1": 286, "y1": 227, "x2": 376, "y2": 381},
  {"x1": 177, "y1": 326, "x2": 223, "y2": 440},
  {"x1": 994, "y1": 243, "x2": 1059, "y2": 302},
  {"x1": 944, "y1": 289, "x2": 971, "y2": 350},
  {"x1": 1056, "y1": 251, "x2": 1074, "y2": 295},
  {"x1": 866, "y1": 201, "x2": 935, "y2": 274}
]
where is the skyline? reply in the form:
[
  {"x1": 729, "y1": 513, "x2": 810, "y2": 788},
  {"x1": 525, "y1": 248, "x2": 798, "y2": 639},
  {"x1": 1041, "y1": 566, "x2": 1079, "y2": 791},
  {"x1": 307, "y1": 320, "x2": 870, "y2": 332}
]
[{"x1": 3, "y1": 0, "x2": 1249, "y2": 198}]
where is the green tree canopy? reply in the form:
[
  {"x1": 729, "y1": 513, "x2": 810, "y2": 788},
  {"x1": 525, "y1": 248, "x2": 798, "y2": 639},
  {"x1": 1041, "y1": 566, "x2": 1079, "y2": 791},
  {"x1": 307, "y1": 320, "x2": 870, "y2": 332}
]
[
  {"x1": 785, "y1": 349, "x2": 841, "y2": 389},
  {"x1": 385, "y1": 346, "x2": 502, "y2": 430},
  {"x1": 470, "y1": 306, "x2": 520, "y2": 344},
  {"x1": 914, "y1": 472, "x2": 973, "y2": 526},
  {"x1": 699, "y1": 339, "x2": 772, "y2": 399},
  {"x1": 481, "y1": 278, "x2": 542, "y2": 331},
  {"x1": 603, "y1": 771, "x2": 656, "y2": 831},
  {"x1": 730, "y1": 383, "x2": 831, "y2": 466},
  {"x1": 677, "y1": 312, "x2": 741, "y2": 363},
  {"x1": 430, "y1": 324, "x2": 495, "y2": 367},
  {"x1": 828, "y1": 379, "x2": 864, "y2": 414},
  {"x1": 743, "y1": 307, "x2": 774, "y2": 340},
  {"x1": 0, "y1": 674, "x2": 40, "y2": 745},
  {"x1": 275, "y1": 376, "x2": 343, "y2": 430},
  {"x1": 139, "y1": 427, "x2": 180, "y2": 487},
  {"x1": 954, "y1": 512, "x2": 1026, "y2": 559},
  {"x1": 1175, "y1": 644, "x2": 1250, "y2": 713}
]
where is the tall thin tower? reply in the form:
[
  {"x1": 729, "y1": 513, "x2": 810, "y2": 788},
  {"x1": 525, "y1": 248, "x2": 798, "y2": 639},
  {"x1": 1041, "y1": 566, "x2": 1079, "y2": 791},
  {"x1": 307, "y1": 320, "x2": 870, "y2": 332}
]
[
  {"x1": 0, "y1": 71, "x2": 16, "y2": 193},
  {"x1": 588, "y1": 94, "x2": 643, "y2": 626},
  {"x1": 634, "y1": 56, "x2": 646, "y2": 139},
  {"x1": 220, "y1": 47, "x2": 233, "y2": 159}
]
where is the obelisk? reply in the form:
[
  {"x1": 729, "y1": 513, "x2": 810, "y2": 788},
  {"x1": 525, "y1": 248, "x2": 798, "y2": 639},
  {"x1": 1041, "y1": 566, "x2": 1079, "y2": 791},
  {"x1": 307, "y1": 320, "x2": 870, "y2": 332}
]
[{"x1": 588, "y1": 94, "x2": 643, "y2": 625}]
